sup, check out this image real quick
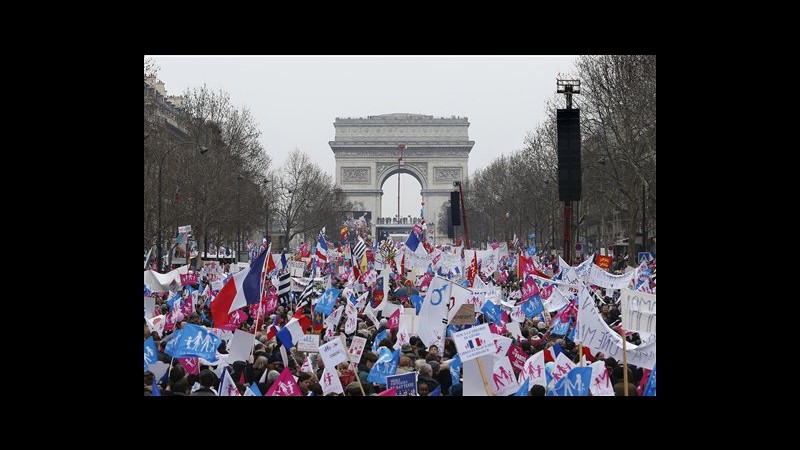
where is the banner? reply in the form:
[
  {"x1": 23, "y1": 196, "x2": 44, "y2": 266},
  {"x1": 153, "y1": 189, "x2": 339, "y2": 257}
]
[
  {"x1": 298, "y1": 334, "x2": 320, "y2": 353},
  {"x1": 450, "y1": 304, "x2": 475, "y2": 326},
  {"x1": 574, "y1": 285, "x2": 656, "y2": 369},
  {"x1": 507, "y1": 344, "x2": 527, "y2": 374},
  {"x1": 588, "y1": 264, "x2": 635, "y2": 290},
  {"x1": 452, "y1": 324, "x2": 496, "y2": 362},
  {"x1": 620, "y1": 288, "x2": 656, "y2": 334},
  {"x1": 386, "y1": 372, "x2": 418, "y2": 396},
  {"x1": 348, "y1": 336, "x2": 367, "y2": 363},
  {"x1": 318, "y1": 335, "x2": 349, "y2": 369}
]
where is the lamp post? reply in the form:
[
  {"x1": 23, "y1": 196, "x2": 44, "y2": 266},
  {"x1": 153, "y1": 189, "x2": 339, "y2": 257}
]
[
  {"x1": 263, "y1": 178, "x2": 271, "y2": 245},
  {"x1": 598, "y1": 157, "x2": 649, "y2": 259},
  {"x1": 236, "y1": 173, "x2": 244, "y2": 263},
  {"x1": 397, "y1": 144, "x2": 405, "y2": 224},
  {"x1": 157, "y1": 142, "x2": 207, "y2": 272}
]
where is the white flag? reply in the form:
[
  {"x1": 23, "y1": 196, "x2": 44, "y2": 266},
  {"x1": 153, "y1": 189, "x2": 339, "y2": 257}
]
[
  {"x1": 219, "y1": 369, "x2": 241, "y2": 396},
  {"x1": 320, "y1": 365, "x2": 344, "y2": 396}
]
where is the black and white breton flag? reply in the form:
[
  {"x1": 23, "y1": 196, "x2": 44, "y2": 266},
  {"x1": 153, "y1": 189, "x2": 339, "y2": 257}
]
[
  {"x1": 352, "y1": 237, "x2": 366, "y2": 264},
  {"x1": 297, "y1": 278, "x2": 316, "y2": 304},
  {"x1": 276, "y1": 272, "x2": 291, "y2": 298}
]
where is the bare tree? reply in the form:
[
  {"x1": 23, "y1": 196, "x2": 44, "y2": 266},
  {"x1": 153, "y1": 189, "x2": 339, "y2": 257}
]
[
  {"x1": 273, "y1": 150, "x2": 353, "y2": 247},
  {"x1": 576, "y1": 55, "x2": 656, "y2": 266}
]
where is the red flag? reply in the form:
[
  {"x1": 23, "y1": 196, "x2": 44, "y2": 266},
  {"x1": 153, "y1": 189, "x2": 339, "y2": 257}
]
[
  {"x1": 293, "y1": 308, "x2": 312, "y2": 333},
  {"x1": 467, "y1": 251, "x2": 478, "y2": 287}
]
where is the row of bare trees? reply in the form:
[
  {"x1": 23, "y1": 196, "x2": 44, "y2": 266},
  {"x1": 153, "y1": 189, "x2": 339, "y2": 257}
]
[
  {"x1": 438, "y1": 55, "x2": 656, "y2": 266},
  {"x1": 144, "y1": 59, "x2": 351, "y2": 268}
]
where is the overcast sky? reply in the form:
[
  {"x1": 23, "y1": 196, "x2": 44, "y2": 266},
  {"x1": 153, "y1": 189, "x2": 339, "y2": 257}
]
[{"x1": 148, "y1": 55, "x2": 577, "y2": 218}]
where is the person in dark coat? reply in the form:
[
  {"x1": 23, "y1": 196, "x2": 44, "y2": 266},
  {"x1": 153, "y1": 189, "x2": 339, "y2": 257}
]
[{"x1": 191, "y1": 369, "x2": 218, "y2": 396}]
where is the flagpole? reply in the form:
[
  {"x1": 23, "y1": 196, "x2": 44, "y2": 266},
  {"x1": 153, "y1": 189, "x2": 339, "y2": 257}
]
[
  {"x1": 577, "y1": 343, "x2": 583, "y2": 367},
  {"x1": 168, "y1": 356, "x2": 174, "y2": 380},
  {"x1": 476, "y1": 358, "x2": 494, "y2": 396},
  {"x1": 251, "y1": 243, "x2": 271, "y2": 360}
]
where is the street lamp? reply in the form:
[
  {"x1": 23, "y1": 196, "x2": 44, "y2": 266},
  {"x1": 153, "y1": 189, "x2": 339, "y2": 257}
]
[
  {"x1": 263, "y1": 178, "x2": 271, "y2": 245},
  {"x1": 397, "y1": 144, "x2": 405, "y2": 224},
  {"x1": 157, "y1": 142, "x2": 208, "y2": 272}
]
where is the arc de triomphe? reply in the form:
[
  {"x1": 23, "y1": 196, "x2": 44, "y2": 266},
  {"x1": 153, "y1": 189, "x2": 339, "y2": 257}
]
[{"x1": 330, "y1": 113, "x2": 474, "y2": 239}]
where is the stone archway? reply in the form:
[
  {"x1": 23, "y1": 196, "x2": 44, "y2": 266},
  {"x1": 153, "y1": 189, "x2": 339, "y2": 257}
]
[{"x1": 330, "y1": 113, "x2": 474, "y2": 241}]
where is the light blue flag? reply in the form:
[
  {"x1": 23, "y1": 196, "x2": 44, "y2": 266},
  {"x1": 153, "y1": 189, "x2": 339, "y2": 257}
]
[
  {"x1": 521, "y1": 295, "x2": 544, "y2": 318},
  {"x1": 164, "y1": 324, "x2": 221, "y2": 361},
  {"x1": 515, "y1": 378, "x2": 530, "y2": 396},
  {"x1": 315, "y1": 287, "x2": 340, "y2": 316},
  {"x1": 372, "y1": 329, "x2": 389, "y2": 353},
  {"x1": 144, "y1": 283, "x2": 152, "y2": 297},
  {"x1": 449, "y1": 354, "x2": 462, "y2": 386},
  {"x1": 481, "y1": 301, "x2": 503, "y2": 324},
  {"x1": 551, "y1": 343, "x2": 562, "y2": 358},
  {"x1": 547, "y1": 367, "x2": 592, "y2": 396},
  {"x1": 551, "y1": 317, "x2": 571, "y2": 336},
  {"x1": 643, "y1": 363, "x2": 656, "y2": 396},
  {"x1": 250, "y1": 381, "x2": 262, "y2": 397},
  {"x1": 144, "y1": 336, "x2": 158, "y2": 371},
  {"x1": 410, "y1": 295, "x2": 423, "y2": 315},
  {"x1": 151, "y1": 381, "x2": 161, "y2": 396},
  {"x1": 367, "y1": 347, "x2": 400, "y2": 384},
  {"x1": 567, "y1": 323, "x2": 576, "y2": 341},
  {"x1": 429, "y1": 385, "x2": 442, "y2": 396},
  {"x1": 446, "y1": 324, "x2": 459, "y2": 338},
  {"x1": 166, "y1": 292, "x2": 182, "y2": 311}
]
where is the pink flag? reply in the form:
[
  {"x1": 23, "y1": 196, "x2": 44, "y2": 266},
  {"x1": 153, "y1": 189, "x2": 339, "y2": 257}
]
[
  {"x1": 180, "y1": 296, "x2": 194, "y2": 317},
  {"x1": 418, "y1": 271, "x2": 433, "y2": 290},
  {"x1": 388, "y1": 307, "x2": 402, "y2": 331},
  {"x1": 179, "y1": 357, "x2": 199, "y2": 375},
  {"x1": 521, "y1": 277, "x2": 539, "y2": 301},
  {"x1": 264, "y1": 294, "x2": 279, "y2": 314},
  {"x1": 498, "y1": 270, "x2": 508, "y2": 283},
  {"x1": 266, "y1": 367, "x2": 302, "y2": 396},
  {"x1": 220, "y1": 309, "x2": 247, "y2": 331},
  {"x1": 489, "y1": 323, "x2": 507, "y2": 336},
  {"x1": 378, "y1": 387, "x2": 397, "y2": 396}
]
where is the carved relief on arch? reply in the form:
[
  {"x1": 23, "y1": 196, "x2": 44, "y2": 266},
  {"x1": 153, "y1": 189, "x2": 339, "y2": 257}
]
[
  {"x1": 341, "y1": 167, "x2": 371, "y2": 183},
  {"x1": 433, "y1": 167, "x2": 463, "y2": 183}
]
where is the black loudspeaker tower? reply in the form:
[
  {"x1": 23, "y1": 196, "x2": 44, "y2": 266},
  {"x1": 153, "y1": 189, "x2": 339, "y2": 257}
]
[
  {"x1": 450, "y1": 191, "x2": 461, "y2": 226},
  {"x1": 557, "y1": 109, "x2": 581, "y2": 201}
]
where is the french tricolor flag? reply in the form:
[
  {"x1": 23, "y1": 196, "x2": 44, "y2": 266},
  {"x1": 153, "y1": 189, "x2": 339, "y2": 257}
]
[
  {"x1": 210, "y1": 248, "x2": 269, "y2": 328},
  {"x1": 276, "y1": 317, "x2": 305, "y2": 350},
  {"x1": 316, "y1": 227, "x2": 328, "y2": 263},
  {"x1": 405, "y1": 231, "x2": 420, "y2": 252}
]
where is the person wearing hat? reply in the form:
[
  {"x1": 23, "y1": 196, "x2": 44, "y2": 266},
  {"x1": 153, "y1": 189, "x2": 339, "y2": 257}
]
[{"x1": 267, "y1": 353, "x2": 284, "y2": 373}]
